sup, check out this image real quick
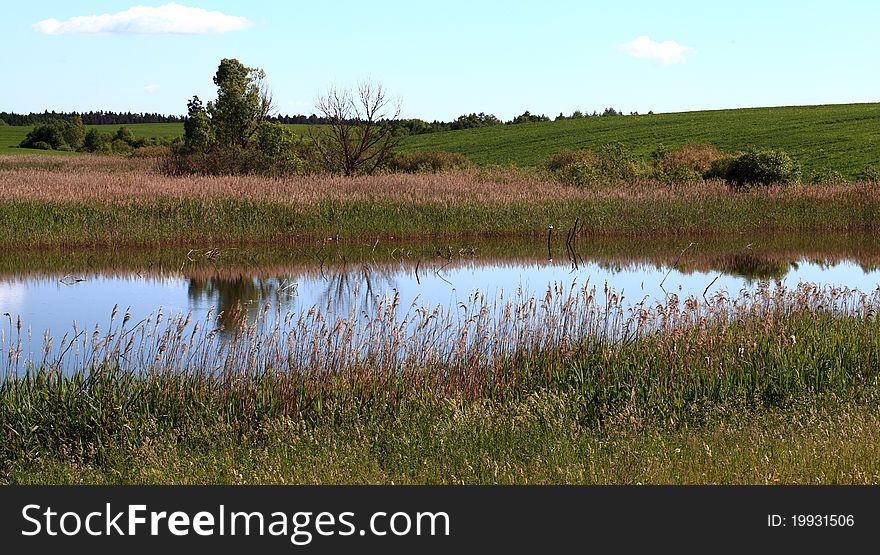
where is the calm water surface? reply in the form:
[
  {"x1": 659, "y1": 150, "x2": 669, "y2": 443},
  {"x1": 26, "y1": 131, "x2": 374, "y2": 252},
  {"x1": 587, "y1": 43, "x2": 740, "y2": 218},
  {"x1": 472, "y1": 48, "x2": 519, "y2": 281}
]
[{"x1": 3, "y1": 235, "x2": 880, "y2": 368}]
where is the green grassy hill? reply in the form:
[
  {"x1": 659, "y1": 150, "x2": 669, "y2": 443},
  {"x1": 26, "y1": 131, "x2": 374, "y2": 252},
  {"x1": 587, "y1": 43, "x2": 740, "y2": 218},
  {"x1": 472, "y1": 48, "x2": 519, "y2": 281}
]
[
  {"x1": 400, "y1": 103, "x2": 880, "y2": 177},
  {"x1": 3, "y1": 104, "x2": 879, "y2": 176}
]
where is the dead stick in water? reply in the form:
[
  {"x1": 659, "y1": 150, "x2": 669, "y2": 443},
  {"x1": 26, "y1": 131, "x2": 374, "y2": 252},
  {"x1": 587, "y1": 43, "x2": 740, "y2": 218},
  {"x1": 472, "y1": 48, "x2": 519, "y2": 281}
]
[
  {"x1": 660, "y1": 241, "x2": 695, "y2": 290},
  {"x1": 547, "y1": 225, "x2": 554, "y2": 260},
  {"x1": 703, "y1": 274, "x2": 721, "y2": 300}
]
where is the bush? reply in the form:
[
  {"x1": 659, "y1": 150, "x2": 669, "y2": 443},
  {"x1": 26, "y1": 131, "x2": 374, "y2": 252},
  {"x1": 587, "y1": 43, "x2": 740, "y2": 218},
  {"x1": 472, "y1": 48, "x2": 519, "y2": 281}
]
[
  {"x1": 651, "y1": 143, "x2": 721, "y2": 183},
  {"x1": 545, "y1": 149, "x2": 593, "y2": 172},
  {"x1": 20, "y1": 118, "x2": 84, "y2": 150},
  {"x1": 129, "y1": 145, "x2": 172, "y2": 158},
  {"x1": 545, "y1": 144, "x2": 644, "y2": 186},
  {"x1": 82, "y1": 129, "x2": 113, "y2": 153},
  {"x1": 111, "y1": 139, "x2": 133, "y2": 155},
  {"x1": 859, "y1": 165, "x2": 880, "y2": 182},
  {"x1": 388, "y1": 151, "x2": 472, "y2": 173},
  {"x1": 808, "y1": 168, "x2": 847, "y2": 184},
  {"x1": 703, "y1": 155, "x2": 736, "y2": 181},
  {"x1": 724, "y1": 148, "x2": 801, "y2": 186},
  {"x1": 30, "y1": 141, "x2": 52, "y2": 150},
  {"x1": 655, "y1": 143, "x2": 721, "y2": 174},
  {"x1": 657, "y1": 164, "x2": 703, "y2": 184},
  {"x1": 595, "y1": 142, "x2": 645, "y2": 182}
]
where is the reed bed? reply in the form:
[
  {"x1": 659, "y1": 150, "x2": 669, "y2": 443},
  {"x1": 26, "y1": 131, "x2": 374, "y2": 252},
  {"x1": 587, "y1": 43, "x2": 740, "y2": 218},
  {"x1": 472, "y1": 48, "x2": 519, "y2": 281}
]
[
  {"x1": 3, "y1": 155, "x2": 880, "y2": 205},
  {"x1": 3, "y1": 281, "x2": 880, "y2": 476},
  {"x1": 2, "y1": 155, "x2": 880, "y2": 247}
]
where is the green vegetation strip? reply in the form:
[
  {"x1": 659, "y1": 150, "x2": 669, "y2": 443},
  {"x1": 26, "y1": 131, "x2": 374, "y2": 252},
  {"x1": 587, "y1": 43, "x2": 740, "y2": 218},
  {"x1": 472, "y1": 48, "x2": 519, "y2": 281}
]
[
  {"x1": 3, "y1": 311, "x2": 880, "y2": 484},
  {"x1": 2, "y1": 194, "x2": 879, "y2": 248}
]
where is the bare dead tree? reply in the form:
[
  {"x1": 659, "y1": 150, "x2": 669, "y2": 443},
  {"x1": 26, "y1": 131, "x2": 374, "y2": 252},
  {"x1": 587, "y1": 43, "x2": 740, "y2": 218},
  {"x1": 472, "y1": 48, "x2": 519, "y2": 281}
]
[{"x1": 312, "y1": 82, "x2": 402, "y2": 176}]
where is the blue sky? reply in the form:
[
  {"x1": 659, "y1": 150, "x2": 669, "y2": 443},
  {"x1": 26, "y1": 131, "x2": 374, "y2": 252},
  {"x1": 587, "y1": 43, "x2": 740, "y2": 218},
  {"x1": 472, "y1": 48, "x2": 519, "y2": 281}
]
[{"x1": 1, "y1": 1, "x2": 878, "y2": 121}]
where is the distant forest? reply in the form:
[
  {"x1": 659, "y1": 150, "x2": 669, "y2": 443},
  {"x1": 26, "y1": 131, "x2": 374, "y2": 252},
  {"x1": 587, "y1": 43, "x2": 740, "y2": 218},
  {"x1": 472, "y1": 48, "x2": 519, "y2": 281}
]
[
  {"x1": 0, "y1": 110, "x2": 334, "y2": 126},
  {"x1": 0, "y1": 110, "x2": 388, "y2": 127},
  {"x1": 1, "y1": 106, "x2": 637, "y2": 133}
]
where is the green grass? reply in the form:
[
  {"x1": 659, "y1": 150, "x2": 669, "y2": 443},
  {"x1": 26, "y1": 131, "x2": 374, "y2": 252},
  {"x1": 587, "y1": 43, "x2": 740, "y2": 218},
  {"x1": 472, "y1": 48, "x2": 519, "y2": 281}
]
[
  {"x1": 400, "y1": 103, "x2": 880, "y2": 178},
  {"x1": 3, "y1": 307, "x2": 880, "y2": 484},
  {"x1": 87, "y1": 122, "x2": 185, "y2": 140},
  {"x1": 3, "y1": 192, "x2": 879, "y2": 248},
  {"x1": 0, "y1": 122, "x2": 313, "y2": 154}
]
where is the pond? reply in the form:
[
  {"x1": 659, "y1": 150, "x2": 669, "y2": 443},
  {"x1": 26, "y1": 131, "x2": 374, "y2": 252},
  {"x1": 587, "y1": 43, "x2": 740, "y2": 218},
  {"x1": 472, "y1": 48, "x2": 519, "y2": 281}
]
[{"x1": 3, "y1": 233, "x2": 880, "y2": 373}]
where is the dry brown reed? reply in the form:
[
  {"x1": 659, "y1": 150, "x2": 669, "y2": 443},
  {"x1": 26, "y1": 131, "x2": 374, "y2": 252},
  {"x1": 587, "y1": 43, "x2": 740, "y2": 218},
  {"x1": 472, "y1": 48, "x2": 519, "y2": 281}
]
[{"x1": 4, "y1": 154, "x2": 879, "y2": 207}]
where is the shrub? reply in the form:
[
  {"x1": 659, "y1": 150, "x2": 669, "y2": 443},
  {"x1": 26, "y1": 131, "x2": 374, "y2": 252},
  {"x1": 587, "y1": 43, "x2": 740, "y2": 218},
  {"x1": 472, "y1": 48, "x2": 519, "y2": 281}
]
[
  {"x1": 111, "y1": 139, "x2": 133, "y2": 155},
  {"x1": 724, "y1": 148, "x2": 801, "y2": 186},
  {"x1": 545, "y1": 149, "x2": 593, "y2": 172},
  {"x1": 651, "y1": 143, "x2": 722, "y2": 183},
  {"x1": 655, "y1": 143, "x2": 721, "y2": 175},
  {"x1": 129, "y1": 145, "x2": 173, "y2": 158},
  {"x1": 19, "y1": 119, "x2": 70, "y2": 150},
  {"x1": 545, "y1": 144, "x2": 644, "y2": 186},
  {"x1": 859, "y1": 165, "x2": 880, "y2": 182},
  {"x1": 388, "y1": 151, "x2": 472, "y2": 173},
  {"x1": 808, "y1": 168, "x2": 847, "y2": 184},
  {"x1": 595, "y1": 142, "x2": 644, "y2": 182},
  {"x1": 657, "y1": 164, "x2": 703, "y2": 184},
  {"x1": 82, "y1": 129, "x2": 113, "y2": 153},
  {"x1": 30, "y1": 141, "x2": 52, "y2": 150},
  {"x1": 703, "y1": 155, "x2": 736, "y2": 181}
]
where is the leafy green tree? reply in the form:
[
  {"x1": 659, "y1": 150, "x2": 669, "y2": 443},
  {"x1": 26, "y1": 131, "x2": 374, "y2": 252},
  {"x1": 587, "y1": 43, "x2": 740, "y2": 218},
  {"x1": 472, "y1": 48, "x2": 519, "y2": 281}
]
[
  {"x1": 62, "y1": 116, "x2": 86, "y2": 150},
  {"x1": 173, "y1": 58, "x2": 304, "y2": 176},
  {"x1": 183, "y1": 96, "x2": 213, "y2": 151},
  {"x1": 725, "y1": 148, "x2": 801, "y2": 186},
  {"x1": 449, "y1": 112, "x2": 500, "y2": 130},
  {"x1": 114, "y1": 126, "x2": 135, "y2": 145},
  {"x1": 508, "y1": 111, "x2": 550, "y2": 124},
  {"x1": 82, "y1": 128, "x2": 113, "y2": 152},
  {"x1": 19, "y1": 118, "x2": 84, "y2": 150},
  {"x1": 206, "y1": 58, "x2": 272, "y2": 149}
]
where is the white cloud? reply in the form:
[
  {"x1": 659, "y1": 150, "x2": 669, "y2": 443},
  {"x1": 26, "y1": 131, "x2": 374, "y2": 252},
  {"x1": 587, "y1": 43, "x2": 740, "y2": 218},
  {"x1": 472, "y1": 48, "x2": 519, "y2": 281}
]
[
  {"x1": 621, "y1": 36, "x2": 691, "y2": 65},
  {"x1": 32, "y1": 3, "x2": 251, "y2": 35},
  {"x1": 144, "y1": 84, "x2": 161, "y2": 94}
]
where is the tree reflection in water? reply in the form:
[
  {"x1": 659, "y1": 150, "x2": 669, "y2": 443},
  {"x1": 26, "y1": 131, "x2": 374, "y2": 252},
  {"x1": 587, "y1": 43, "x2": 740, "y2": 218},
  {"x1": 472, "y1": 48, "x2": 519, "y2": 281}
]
[
  {"x1": 187, "y1": 276, "x2": 282, "y2": 332},
  {"x1": 185, "y1": 264, "x2": 400, "y2": 335}
]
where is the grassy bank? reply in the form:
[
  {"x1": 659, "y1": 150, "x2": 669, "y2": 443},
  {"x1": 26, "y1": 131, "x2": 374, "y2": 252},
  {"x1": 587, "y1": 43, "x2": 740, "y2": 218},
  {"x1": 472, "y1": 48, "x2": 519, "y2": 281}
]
[
  {"x1": 6, "y1": 392, "x2": 880, "y2": 485},
  {"x1": 3, "y1": 284, "x2": 880, "y2": 484},
  {"x1": 2, "y1": 156, "x2": 880, "y2": 247}
]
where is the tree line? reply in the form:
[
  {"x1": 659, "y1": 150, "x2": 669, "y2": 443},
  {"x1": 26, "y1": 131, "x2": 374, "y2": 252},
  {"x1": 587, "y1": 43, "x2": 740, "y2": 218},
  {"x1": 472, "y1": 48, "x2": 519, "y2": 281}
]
[
  {"x1": 0, "y1": 111, "x2": 185, "y2": 126},
  {"x1": 3, "y1": 107, "x2": 648, "y2": 133}
]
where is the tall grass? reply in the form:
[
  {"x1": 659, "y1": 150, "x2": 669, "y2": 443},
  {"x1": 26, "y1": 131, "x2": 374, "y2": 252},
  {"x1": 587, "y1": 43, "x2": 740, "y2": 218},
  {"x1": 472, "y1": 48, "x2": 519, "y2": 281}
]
[
  {"x1": 3, "y1": 282, "x2": 880, "y2": 473},
  {"x1": 2, "y1": 155, "x2": 880, "y2": 247}
]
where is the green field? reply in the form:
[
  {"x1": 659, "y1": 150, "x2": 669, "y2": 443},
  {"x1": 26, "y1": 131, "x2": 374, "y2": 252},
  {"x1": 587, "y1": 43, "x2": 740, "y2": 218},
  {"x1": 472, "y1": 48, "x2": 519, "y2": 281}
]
[
  {"x1": 3, "y1": 103, "x2": 880, "y2": 176},
  {"x1": 401, "y1": 103, "x2": 880, "y2": 177},
  {"x1": 0, "y1": 122, "x2": 313, "y2": 154}
]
